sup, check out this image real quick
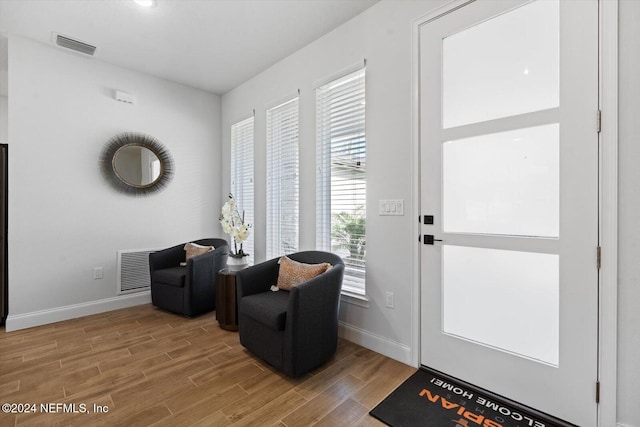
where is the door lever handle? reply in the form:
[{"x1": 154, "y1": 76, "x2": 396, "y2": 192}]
[{"x1": 423, "y1": 235, "x2": 443, "y2": 245}]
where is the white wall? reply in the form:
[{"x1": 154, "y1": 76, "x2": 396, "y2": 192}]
[
  {"x1": 617, "y1": 1, "x2": 640, "y2": 426},
  {"x1": 222, "y1": 0, "x2": 447, "y2": 364},
  {"x1": 6, "y1": 36, "x2": 222, "y2": 330},
  {"x1": 0, "y1": 96, "x2": 6, "y2": 144},
  {"x1": 222, "y1": 0, "x2": 639, "y2": 424}
]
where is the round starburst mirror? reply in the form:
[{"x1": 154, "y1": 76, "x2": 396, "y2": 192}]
[{"x1": 100, "y1": 132, "x2": 174, "y2": 196}]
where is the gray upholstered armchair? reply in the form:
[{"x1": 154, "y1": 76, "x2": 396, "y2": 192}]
[
  {"x1": 236, "y1": 251, "x2": 344, "y2": 377},
  {"x1": 149, "y1": 238, "x2": 229, "y2": 317}
]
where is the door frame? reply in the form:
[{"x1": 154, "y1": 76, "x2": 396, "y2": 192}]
[{"x1": 409, "y1": 1, "x2": 618, "y2": 425}]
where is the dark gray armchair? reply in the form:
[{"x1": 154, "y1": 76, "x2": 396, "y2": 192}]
[
  {"x1": 149, "y1": 238, "x2": 229, "y2": 317},
  {"x1": 236, "y1": 251, "x2": 344, "y2": 377}
]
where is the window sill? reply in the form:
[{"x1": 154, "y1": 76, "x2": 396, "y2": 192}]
[{"x1": 340, "y1": 289, "x2": 369, "y2": 308}]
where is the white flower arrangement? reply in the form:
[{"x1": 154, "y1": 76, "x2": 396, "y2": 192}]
[{"x1": 219, "y1": 193, "x2": 251, "y2": 258}]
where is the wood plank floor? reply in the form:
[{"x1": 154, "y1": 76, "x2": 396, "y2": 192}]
[{"x1": 0, "y1": 304, "x2": 415, "y2": 426}]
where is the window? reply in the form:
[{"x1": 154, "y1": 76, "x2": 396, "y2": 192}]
[
  {"x1": 316, "y1": 68, "x2": 366, "y2": 294},
  {"x1": 266, "y1": 97, "x2": 299, "y2": 259},
  {"x1": 230, "y1": 116, "x2": 254, "y2": 257}
]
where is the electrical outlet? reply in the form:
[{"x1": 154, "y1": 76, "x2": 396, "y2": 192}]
[
  {"x1": 385, "y1": 291, "x2": 394, "y2": 309},
  {"x1": 93, "y1": 267, "x2": 103, "y2": 280}
]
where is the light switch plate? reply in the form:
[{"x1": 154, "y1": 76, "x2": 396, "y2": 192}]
[{"x1": 379, "y1": 199, "x2": 404, "y2": 216}]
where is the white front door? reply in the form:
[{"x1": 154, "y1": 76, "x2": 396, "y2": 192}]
[{"x1": 419, "y1": 1, "x2": 599, "y2": 425}]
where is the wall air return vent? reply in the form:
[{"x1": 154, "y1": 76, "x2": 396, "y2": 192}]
[
  {"x1": 117, "y1": 248, "x2": 158, "y2": 294},
  {"x1": 54, "y1": 33, "x2": 96, "y2": 56}
]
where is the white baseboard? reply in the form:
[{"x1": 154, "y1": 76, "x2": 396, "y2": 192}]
[
  {"x1": 4, "y1": 292, "x2": 151, "y2": 332},
  {"x1": 338, "y1": 321, "x2": 414, "y2": 366}
]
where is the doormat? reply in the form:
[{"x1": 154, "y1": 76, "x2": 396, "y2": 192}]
[{"x1": 370, "y1": 367, "x2": 577, "y2": 427}]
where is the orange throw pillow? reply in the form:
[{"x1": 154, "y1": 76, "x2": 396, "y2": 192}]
[{"x1": 276, "y1": 256, "x2": 331, "y2": 291}]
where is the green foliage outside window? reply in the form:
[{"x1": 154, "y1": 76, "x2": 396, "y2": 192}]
[{"x1": 332, "y1": 207, "x2": 365, "y2": 267}]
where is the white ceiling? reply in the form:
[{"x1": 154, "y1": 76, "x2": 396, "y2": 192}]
[{"x1": 0, "y1": 0, "x2": 379, "y2": 94}]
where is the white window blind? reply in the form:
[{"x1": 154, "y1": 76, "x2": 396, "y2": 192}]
[
  {"x1": 231, "y1": 116, "x2": 254, "y2": 258},
  {"x1": 266, "y1": 97, "x2": 299, "y2": 259},
  {"x1": 316, "y1": 68, "x2": 366, "y2": 294}
]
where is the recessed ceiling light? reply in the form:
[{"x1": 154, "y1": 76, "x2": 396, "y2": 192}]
[{"x1": 133, "y1": 0, "x2": 156, "y2": 7}]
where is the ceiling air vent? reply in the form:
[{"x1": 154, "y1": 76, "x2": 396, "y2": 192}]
[{"x1": 54, "y1": 34, "x2": 96, "y2": 56}]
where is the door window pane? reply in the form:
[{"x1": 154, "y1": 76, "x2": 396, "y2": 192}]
[
  {"x1": 443, "y1": 245, "x2": 559, "y2": 366},
  {"x1": 443, "y1": 124, "x2": 559, "y2": 238},
  {"x1": 442, "y1": 0, "x2": 559, "y2": 128}
]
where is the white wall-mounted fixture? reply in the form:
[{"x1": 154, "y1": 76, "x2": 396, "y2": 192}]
[
  {"x1": 114, "y1": 90, "x2": 136, "y2": 104},
  {"x1": 133, "y1": 0, "x2": 157, "y2": 7}
]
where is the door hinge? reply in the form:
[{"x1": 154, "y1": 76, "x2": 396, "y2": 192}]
[
  {"x1": 597, "y1": 246, "x2": 602, "y2": 270},
  {"x1": 597, "y1": 110, "x2": 602, "y2": 133},
  {"x1": 596, "y1": 381, "x2": 600, "y2": 403}
]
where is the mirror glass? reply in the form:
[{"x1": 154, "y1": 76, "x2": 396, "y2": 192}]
[{"x1": 112, "y1": 144, "x2": 162, "y2": 187}]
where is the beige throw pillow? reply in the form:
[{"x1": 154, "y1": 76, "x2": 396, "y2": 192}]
[
  {"x1": 276, "y1": 256, "x2": 331, "y2": 291},
  {"x1": 183, "y1": 242, "x2": 215, "y2": 263}
]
